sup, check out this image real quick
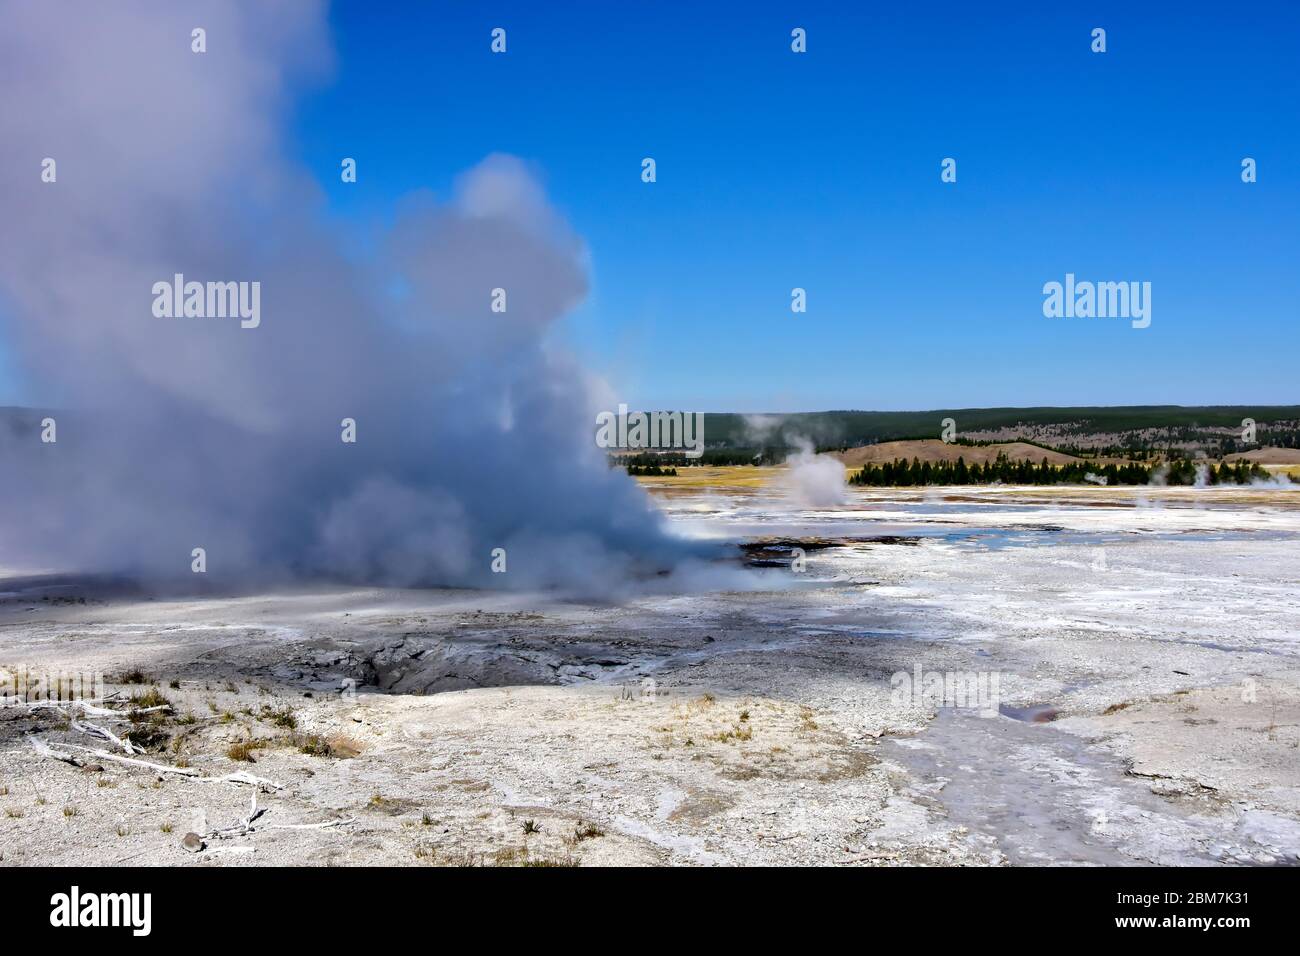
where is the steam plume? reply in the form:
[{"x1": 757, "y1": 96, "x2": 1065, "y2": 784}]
[{"x1": 0, "y1": 1, "x2": 694, "y2": 590}]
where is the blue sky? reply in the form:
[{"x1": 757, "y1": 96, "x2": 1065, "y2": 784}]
[{"x1": 8, "y1": 2, "x2": 1297, "y2": 412}]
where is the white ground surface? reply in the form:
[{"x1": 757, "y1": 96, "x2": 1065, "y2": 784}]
[{"x1": 2, "y1": 484, "x2": 1298, "y2": 866}]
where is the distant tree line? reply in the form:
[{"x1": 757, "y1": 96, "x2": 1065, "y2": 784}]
[
  {"x1": 625, "y1": 462, "x2": 678, "y2": 476},
  {"x1": 1217, "y1": 426, "x2": 1300, "y2": 456},
  {"x1": 1161, "y1": 459, "x2": 1269, "y2": 485},
  {"x1": 617, "y1": 447, "x2": 787, "y2": 467},
  {"x1": 700, "y1": 407, "x2": 1300, "y2": 451},
  {"x1": 613, "y1": 449, "x2": 1275, "y2": 485},
  {"x1": 849, "y1": 455, "x2": 1271, "y2": 487}
]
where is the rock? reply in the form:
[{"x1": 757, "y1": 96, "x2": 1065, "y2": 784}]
[{"x1": 181, "y1": 832, "x2": 205, "y2": 853}]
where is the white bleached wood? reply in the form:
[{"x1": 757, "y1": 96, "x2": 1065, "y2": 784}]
[
  {"x1": 28, "y1": 736, "x2": 283, "y2": 790},
  {"x1": 70, "y1": 718, "x2": 137, "y2": 754}
]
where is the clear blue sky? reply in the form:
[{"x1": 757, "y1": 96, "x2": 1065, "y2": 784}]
[{"x1": 9, "y1": 1, "x2": 1299, "y2": 412}]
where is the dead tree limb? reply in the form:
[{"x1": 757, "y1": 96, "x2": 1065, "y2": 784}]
[
  {"x1": 28, "y1": 736, "x2": 283, "y2": 790},
  {"x1": 70, "y1": 718, "x2": 137, "y2": 755}
]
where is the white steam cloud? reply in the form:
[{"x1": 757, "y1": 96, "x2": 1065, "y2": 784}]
[
  {"x1": 0, "y1": 1, "x2": 700, "y2": 591},
  {"x1": 779, "y1": 440, "x2": 848, "y2": 508}
]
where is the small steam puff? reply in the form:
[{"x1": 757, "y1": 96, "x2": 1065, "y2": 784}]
[
  {"x1": 0, "y1": 0, "x2": 701, "y2": 591},
  {"x1": 780, "y1": 440, "x2": 848, "y2": 508}
]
